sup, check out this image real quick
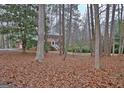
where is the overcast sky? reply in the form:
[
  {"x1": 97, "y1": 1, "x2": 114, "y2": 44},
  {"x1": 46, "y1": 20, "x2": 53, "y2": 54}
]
[{"x1": 78, "y1": 4, "x2": 87, "y2": 15}]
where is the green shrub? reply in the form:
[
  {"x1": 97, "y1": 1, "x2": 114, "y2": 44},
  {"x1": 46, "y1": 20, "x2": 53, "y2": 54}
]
[
  {"x1": 44, "y1": 42, "x2": 52, "y2": 52},
  {"x1": 44, "y1": 42, "x2": 56, "y2": 52},
  {"x1": 68, "y1": 46, "x2": 90, "y2": 53},
  {"x1": 114, "y1": 43, "x2": 119, "y2": 54},
  {"x1": 26, "y1": 39, "x2": 37, "y2": 50}
]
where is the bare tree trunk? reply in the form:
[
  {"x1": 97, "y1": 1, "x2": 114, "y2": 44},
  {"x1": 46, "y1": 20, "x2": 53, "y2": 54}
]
[
  {"x1": 6, "y1": 21, "x2": 9, "y2": 48},
  {"x1": 121, "y1": 4, "x2": 124, "y2": 54},
  {"x1": 121, "y1": 4, "x2": 123, "y2": 21},
  {"x1": 1, "y1": 22, "x2": 5, "y2": 48},
  {"x1": 10, "y1": 30, "x2": 13, "y2": 48},
  {"x1": 112, "y1": 27, "x2": 116, "y2": 54},
  {"x1": 64, "y1": 4, "x2": 72, "y2": 60},
  {"x1": 67, "y1": 4, "x2": 72, "y2": 50},
  {"x1": 56, "y1": 4, "x2": 58, "y2": 33},
  {"x1": 87, "y1": 4, "x2": 92, "y2": 56},
  {"x1": 6, "y1": 34, "x2": 9, "y2": 48},
  {"x1": 90, "y1": 4, "x2": 95, "y2": 56},
  {"x1": 94, "y1": 4, "x2": 100, "y2": 69},
  {"x1": 110, "y1": 4, "x2": 116, "y2": 55},
  {"x1": 118, "y1": 5, "x2": 121, "y2": 54},
  {"x1": 2, "y1": 34, "x2": 5, "y2": 48},
  {"x1": 59, "y1": 4, "x2": 62, "y2": 55},
  {"x1": 44, "y1": 5, "x2": 48, "y2": 53},
  {"x1": 122, "y1": 39, "x2": 124, "y2": 53},
  {"x1": 22, "y1": 31, "x2": 26, "y2": 52},
  {"x1": 35, "y1": 4, "x2": 45, "y2": 62},
  {"x1": 0, "y1": 35, "x2": 2, "y2": 48},
  {"x1": 62, "y1": 4, "x2": 65, "y2": 55},
  {"x1": 104, "y1": 4, "x2": 110, "y2": 56},
  {"x1": 119, "y1": 4, "x2": 123, "y2": 54}
]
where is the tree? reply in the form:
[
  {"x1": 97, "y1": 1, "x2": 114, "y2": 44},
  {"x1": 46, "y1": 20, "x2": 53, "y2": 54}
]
[
  {"x1": 44, "y1": 5, "x2": 50, "y2": 53},
  {"x1": 120, "y1": 5, "x2": 124, "y2": 53},
  {"x1": 109, "y1": 4, "x2": 116, "y2": 54},
  {"x1": 35, "y1": 4, "x2": 45, "y2": 62},
  {"x1": 62, "y1": 4, "x2": 65, "y2": 54},
  {"x1": 64, "y1": 4, "x2": 72, "y2": 60},
  {"x1": 59, "y1": 4, "x2": 62, "y2": 55},
  {"x1": 0, "y1": 4, "x2": 37, "y2": 51},
  {"x1": 94, "y1": 4, "x2": 101, "y2": 69},
  {"x1": 70, "y1": 5, "x2": 82, "y2": 51},
  {"x1": 118, "y1": 5, "x2": 121, "y2": 54},
  {"x1": 87, "y1": 4, "x2": 92, "y2": 56},
  {"x1": 104, "y1": 4, "x2": 110, "y2": 56},
  {"x1": 119, "y1": 4, "x2": 124, "y2": 54},
  {"x1": 90, "y1": 4, "x2": 95, "y2": 56}
]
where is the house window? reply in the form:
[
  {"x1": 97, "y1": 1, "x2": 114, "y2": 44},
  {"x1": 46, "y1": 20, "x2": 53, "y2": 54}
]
[
  {"x1": 52, "y1": 41, "x2": 54, "y2": 45},
  {"x1": 52, "y1": 41, "x2": 55, "y2": 45}
]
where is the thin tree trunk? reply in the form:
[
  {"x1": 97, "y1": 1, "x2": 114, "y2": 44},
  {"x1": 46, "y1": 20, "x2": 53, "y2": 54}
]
[
  {"x1": 9, "y1": 30, "x2": 12, "y2": 48},
  {"x1": 64, "y1": 4, "x2": 72, "y2": 60},
  {"x1": 50, "y1": 6, "x2": 53, "y2": 33},
  {"x1": 110, "y1": 4, "x2": 116, "y2": 55},
  {"x1": 22, "y1": 9, "x2": 27, "y2": 52},
  {"x1": 44, "y1": 5, "x2": 48, "y2": 53},
  {"x1": 112, "y1": 27, "x2": 115, "y2": 54},
  {"x1": 122, "y1": 39, "x2": 124, "y2": 53},
  {"x1": 87, "y1": 4, "x2": 92, "y2": 56},
  {"x1": 22, "y1": 30, "x2": 26, "y2": 52},
  {"x1": 0, "y1": 35, "x2": 2, "y2": 48},
  {"x1": 121, "y1": 4, "x2": 123, "y2": 21},
  {"x1": 56, "y1": 4, "x2": 58, "y2": 33},
  {"x1": 67, "y1": 4, "x2": 72, "y2": 46},
  {"x1": 35, "y1": 4, "x2": 45, "y2": 62},
  {"x1": 90, "y1": 4, "x2": 95, "y2": 56},
  {"x1": 94, "y1": 4, "x2": 100, "y2": 69},
  {"x1": 6, "y1": 34, "x2": 9, "y2": 48},
  {"x1": 104, "y1": 4, "x2": 110, "y2": 56},
  {"x1": 59, "y1": 4, "x2": 62, "y2": 55},
  {"x1": 6, "y1": 21, "x2": 9, "y2": 48},
  {"x1": 118, "y1": 5, "x2": 121, "y2": 54},
  {"x1": 99, "y1": 18, "x2": 102, "y2": 57},
  {"x1": 2, "y1": 34, "x2": 5, "y2": 48},
  {"x1": 121, "y1": 4, "x2": 124, "y2": 54},
  {"x1": 119, "y1": 4, "x2": 123, "y2": 54},
  {"x1": 1, "y1": 22, "x2": 5, "y2": 48},
  {"x1": 62, "y1": 4, "x2": 65, "y2": 54}
]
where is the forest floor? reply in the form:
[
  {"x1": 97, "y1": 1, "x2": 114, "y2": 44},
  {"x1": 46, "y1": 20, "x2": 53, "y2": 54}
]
[{"x1": 0, "y1": 51, "x2": 124, "y2": 88}]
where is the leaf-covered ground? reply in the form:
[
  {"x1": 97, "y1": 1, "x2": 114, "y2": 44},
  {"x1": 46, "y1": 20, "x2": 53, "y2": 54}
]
[{"x1": 0, "y1": 51, "x2": 124, "y2": 88}]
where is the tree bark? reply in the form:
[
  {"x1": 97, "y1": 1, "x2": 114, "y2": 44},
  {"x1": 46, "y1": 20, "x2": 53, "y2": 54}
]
[
  {"x1": 59, "y1": 4, "x2": 62, "y2": 55},
  {"x1": 22, "y1": 31, "x2": 26, "y2": 52},
  {"x1": 119, "y1": 4, "x2": 123, "y2": 54},
  {"x1": 94, "y1": 4, "x2": 100, "y2": 69},
  {"x1": 2, "y1": 34, "x2": 5, "y2": 48},
  {"x1": 64, "y1": 4, "x2": 72, "y2": 60},
  {"x1": 121, "y1": 4, "x2": 123, "y2": 21},
  {"x1": 121, "y1": 4, "x2": 124, "y2": 54},
  {"x1": 62, "y1": 4, "x2": 65, "y2": 54},
  {"x1": 104, "y1": 4, "x2": 110, "y2": 56},
  {"x1": 110, "y1": 4, "x2": 116, "y2": 55},
  {"x1": 90, "y1": 4, "x2": 95, "y2": 56},
  {"x1": 87, "y1": 4, "x2": 92, "y2": 56},
  {"x1": 67, "y1": 4, "x2": 72, "y2": 50},
  {"x1": 118, "y1": 5, "x2": 121, "y2": 54},
  {"x1": 44, "y1": 5, "x2": 48, "y2": 53},
  {"x1": 35, "y1": 4, "x2": 45, "y2": 62}
]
